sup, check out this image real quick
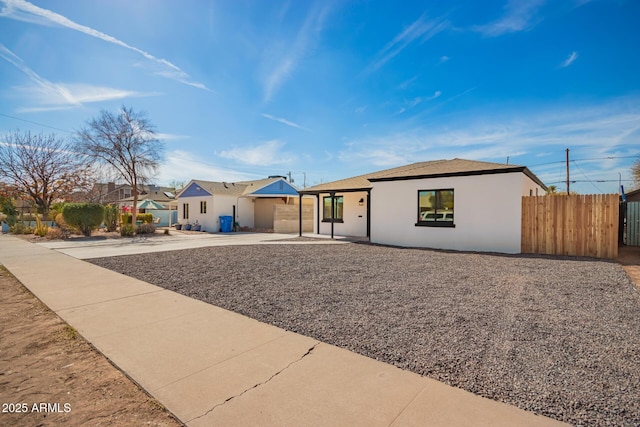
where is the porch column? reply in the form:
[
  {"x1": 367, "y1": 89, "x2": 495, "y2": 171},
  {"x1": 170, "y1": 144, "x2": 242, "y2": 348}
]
[
  {"x1": 366, "y1": 190, "x2": 371, "y2": 239},
  {"x1": 330, "y1": 191, "x2": 335, "y2": 239},
  {"x1": 316, "y1": 194, "x2": 320, "y2": 234},
  {"x1": 299, "y1": 193, "x2": 302, "y2": 237}
]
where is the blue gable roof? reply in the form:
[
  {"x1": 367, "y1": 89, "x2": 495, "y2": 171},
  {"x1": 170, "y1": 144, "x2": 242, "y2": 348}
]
[
  {"x1": 251, "y1": 179, "x2": 299, "y2": 196},
  {"x1": 180, "y1": 182, "x2": 213, "y2": 198}
]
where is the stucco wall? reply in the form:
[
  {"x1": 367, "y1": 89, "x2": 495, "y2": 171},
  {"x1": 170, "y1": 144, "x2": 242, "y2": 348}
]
[
  {"x1": 370, "y1": 172, "x2": 544, "y2": 253},
  {"x1": 317, "y1": 191, "x2": 369, "y2": 237},
  {"x1": 178, "y1": 196, "x2": 254, "y2": 232},
  {"x1": 254, "y1": 198, "x2": 284, "y2": 229}
]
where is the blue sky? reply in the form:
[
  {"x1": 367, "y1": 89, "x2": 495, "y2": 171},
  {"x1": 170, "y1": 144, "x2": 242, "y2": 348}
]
[{"x1": 1, "y1": 0, "x2": 639, "y2": 193}]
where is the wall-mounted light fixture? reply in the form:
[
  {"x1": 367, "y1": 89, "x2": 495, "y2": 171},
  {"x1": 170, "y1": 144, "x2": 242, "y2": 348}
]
[{"x1": 358, "y1": 198, "x2": 364, "y2": 206}]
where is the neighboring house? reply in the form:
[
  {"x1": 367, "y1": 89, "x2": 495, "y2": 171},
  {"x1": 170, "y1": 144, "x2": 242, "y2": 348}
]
[
  {"x1": 175, "y1": 177, "x2": 301, "y2": 232},
  {"x1": 299, "y1": 158, "x2": 547, "y2": 254},
  {"x1": 119, "y1": 185, "x2": 178, "y2": 226},
  {"x1": 118, "y1": 185, "x2": 177, "y2": 209},
  {"x1": 624, "y1": 187, "x2": 640, "y2": 203}
]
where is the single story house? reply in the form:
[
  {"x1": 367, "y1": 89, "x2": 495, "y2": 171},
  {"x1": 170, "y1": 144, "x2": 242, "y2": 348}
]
[
  {"x1": 299, "y1": 158, "x2": 547, "y2": 254},
  {"x1": 174, "y1": 176, "x2": 301, "y2": 232}
]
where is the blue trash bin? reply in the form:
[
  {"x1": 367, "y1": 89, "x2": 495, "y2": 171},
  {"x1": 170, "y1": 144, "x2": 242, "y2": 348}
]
[{"x1": 219, "y1": 215, "x2": 233, "y2": 232}]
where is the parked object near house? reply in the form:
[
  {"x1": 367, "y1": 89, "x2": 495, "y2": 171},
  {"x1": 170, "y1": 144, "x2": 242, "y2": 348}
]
[
  {"x1": 174, "y1": 177, "x2": 303, "y2": 233},
  {"x1": 300, "y1": 158, "x2": 546, "y2": 254}
]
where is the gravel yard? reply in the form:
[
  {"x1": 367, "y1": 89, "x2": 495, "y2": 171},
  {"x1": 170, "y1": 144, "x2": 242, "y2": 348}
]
[{"x1": 90, "y1": 242, "x2": 640, "y2": 426}]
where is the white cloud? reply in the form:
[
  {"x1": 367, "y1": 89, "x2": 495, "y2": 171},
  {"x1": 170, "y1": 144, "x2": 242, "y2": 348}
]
[
  {"x1": 473, "y1": 0, "x2": 546, "y2": 37},
  {"x1": 261, "y1": 113, "x2": 308, "y2": 130},
  {"x1": 156, "y1": 150, "x2": 256, "y2": 185},
  {"x1": 1, "y1": 43, "x2": 157, "y2": 111},
  {"x1": 395, "y1": 91, "x2": 442, "y2": 115},
  {"x1": 217, "y1": 140, "x2": 296, "y2": 166},
  {"x1": 0, "y1": 0, "x2": 208, "y2": 90},
  {"x1": 262, "y1": 4, "x2": 332, "y2": 102},
  {"x1": 338, "y1": 98, "x2": 640, "y2": 192},
  {"x1": 561, "y1": 51, "x2": 578, "y2": 68},
  {"x1": 365, "y1": 14, "x2": 449, "y2": 73}
]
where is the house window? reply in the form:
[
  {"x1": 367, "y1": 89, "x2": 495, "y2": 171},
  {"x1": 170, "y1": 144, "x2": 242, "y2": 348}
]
[
  {"x1": 416, "y1": 189, "x2": 454, "y2": 227},
  {"x1": 183, "y1": 203, "x2": 189, "y2": 219},
  {"x1": 322, "y1": 195, "x2": 344, "y2": 222},
  {"x1": 200, "y1": 200, "x2": 207, "y2": 214}
]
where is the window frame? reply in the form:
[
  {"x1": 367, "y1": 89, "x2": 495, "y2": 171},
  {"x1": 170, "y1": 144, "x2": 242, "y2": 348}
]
[
  {"x1": 415, "y1": 188, "x2": 455, "y2": 228},
  {"x1": 322, "y1": 195, "x2": 344, "y2": 223},
  {"x1": 183, "y1": 203, "x2": 189, "y2": 220},
  {"x1": 200, "y1": 200, "x2": 207, "y2": 214}
]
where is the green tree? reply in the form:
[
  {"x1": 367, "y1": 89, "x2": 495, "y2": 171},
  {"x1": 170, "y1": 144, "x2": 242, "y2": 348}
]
[{"x1": 75, "y1": 106, "x2": 163, "y2": 222}]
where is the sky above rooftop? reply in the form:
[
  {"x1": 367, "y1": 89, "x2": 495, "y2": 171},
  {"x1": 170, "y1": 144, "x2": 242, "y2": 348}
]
[{"x1": 1, "y1": 0, "x2": 638, "y2": 193}]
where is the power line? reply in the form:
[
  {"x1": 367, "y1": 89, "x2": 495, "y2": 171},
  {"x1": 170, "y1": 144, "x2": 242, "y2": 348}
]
[
  {"x1": 0, "y1": 112, "x2": 73, "y2": 134},
  {"x1": 547, "y1": 179, "x2": 635, "y2": 184},
  {"x1": 571, "y1": 160, "x2": 602, "y2": 193}
]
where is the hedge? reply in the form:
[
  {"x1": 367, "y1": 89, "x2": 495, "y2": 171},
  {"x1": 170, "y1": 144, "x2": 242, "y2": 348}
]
[{"x1": 62, "y1": 203, "x2": 105, "y2": 236}]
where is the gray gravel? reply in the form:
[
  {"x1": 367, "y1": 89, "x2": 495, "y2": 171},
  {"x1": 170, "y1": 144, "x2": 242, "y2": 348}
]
[{"x1": 89, "y1": 242, "x2": 640, "y2": 426}]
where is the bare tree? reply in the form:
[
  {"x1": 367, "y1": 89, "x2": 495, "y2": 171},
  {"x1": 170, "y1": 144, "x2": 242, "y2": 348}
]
[
  {"x1": 75, "y1": 106, "x2": 163, "y2": 220},
  {"x1": 632, "y1": 159, "x2": 640, "y2": 189},
  {"x1": 0, "y1": 130, "x2": 90, "y2": 217}
]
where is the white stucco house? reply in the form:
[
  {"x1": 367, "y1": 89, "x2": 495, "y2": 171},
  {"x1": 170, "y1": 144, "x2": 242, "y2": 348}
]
[
  {"x1": 174, "y1": 177, "x2": 300, "y2": 232},
  {"x1": 299, "y1": 158, "x2": 546, "y2": 254}
]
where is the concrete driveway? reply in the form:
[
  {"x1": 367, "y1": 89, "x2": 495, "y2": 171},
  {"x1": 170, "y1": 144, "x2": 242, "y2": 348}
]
[{"x1": 35, "y1": 232, "x2": 347, "y2": 259}]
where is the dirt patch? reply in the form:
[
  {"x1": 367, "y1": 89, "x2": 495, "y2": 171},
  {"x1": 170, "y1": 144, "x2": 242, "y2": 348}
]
[
  {"x1": 618, "y1": 245, "x2": 640, "y2": 290},
  {"x1": 0, "y1": 266, "x2": 183, "y2": 427}
]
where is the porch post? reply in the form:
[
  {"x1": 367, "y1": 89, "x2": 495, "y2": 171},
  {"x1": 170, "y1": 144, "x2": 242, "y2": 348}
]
[
  {"x1": 330, "y1": 192, "x2": 335, "y2": 239},
  {"x1": 299, "y1": 193, "x2": 302, "y2": 237},
  {"x1": 316, "y1": 194, "x2": 320, "y2": 234},
  {"x1": 366, "y1": 190, "x2": 371, "y2": 239}
]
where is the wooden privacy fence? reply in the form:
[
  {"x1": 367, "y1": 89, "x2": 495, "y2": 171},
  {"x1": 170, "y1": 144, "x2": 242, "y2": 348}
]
[{"x1": 521, "y1": 194, "x2": 619, "y2": 259}]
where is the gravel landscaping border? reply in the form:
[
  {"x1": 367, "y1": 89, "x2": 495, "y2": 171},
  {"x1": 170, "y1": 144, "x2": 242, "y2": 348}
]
[{"x1": 90, "y1": 242, "x2": 640, "y2": 426}]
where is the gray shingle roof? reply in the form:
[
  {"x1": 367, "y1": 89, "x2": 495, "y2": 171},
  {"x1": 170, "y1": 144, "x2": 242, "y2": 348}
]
[
  {"x1": 301, "y1": 158, "x2": 545, "y2": 193},
  {"x1": 185, "y1": 177, "x2": 290, "y2": 197}
]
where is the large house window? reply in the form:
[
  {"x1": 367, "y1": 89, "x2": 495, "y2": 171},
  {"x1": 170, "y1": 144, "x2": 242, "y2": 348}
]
[
  {"x1": 200, "y1": 200, "x2": 207, "y2": 214},
  {"x1": 322, "y1": 195, "x2": 344, "y2": 222},
  {"x1": 416, "y1": 189, "x2": 454, "y2": 227},
  {"x1": 183, "y1": 203, "x2": 189, "y2": 219}
]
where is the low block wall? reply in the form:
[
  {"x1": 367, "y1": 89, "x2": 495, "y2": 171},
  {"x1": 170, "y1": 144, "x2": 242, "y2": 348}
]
[{"x1": 274, "y1": 205, "x2": 313, "y2": 233}]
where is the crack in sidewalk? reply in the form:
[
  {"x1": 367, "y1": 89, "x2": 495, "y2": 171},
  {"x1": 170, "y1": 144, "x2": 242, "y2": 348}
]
[{"x1": 187, "y1": 342, "x2": 319, "y2": 423}]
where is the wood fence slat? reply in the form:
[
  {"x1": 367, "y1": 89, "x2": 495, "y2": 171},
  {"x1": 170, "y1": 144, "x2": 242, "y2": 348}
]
[{"x1": 521, "y1": 194, "x2": 619, "y2": 259}]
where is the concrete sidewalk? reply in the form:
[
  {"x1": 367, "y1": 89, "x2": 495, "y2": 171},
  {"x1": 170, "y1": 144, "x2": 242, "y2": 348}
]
[
  {"x1": 34, "y1": 231, "x2": 348, "y2": 259},
  {"x1": 0, "y1": 235, "x2": 567, "y2": 426}
]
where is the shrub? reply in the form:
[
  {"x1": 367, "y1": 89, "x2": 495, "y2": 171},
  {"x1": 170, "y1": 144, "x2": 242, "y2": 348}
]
[
  {"x1": 48, "y1": 202, "x2": 66, "y2": 221},
  {"x1": 138, "y1": 213, "x2": 153, "y2": 224},
  {"x1": 103, "y1": 204, "x2": 119, "y2": 232},
  {"x1": 54, "y1": 213, "x2": 71, "y2": 238},
  {"x1": 10, "y1": 222, "x2": 33, "y2": 234},
  {"x1": 136, "y1": 223, "x2": 156, "y2": 234},
  {"x1": 121, "y1": 212, "x2": 153, "y2": 225},
  {"x1": 62, "y1": 203, "x2": 105, "y2": 237},
  {"x1": 120, "y1": 223, "x2": 135, "y2": 237},
  {"x1": 46, "y1": 227, "x2": 63, "y2": 240},
  {"x1": 34, "y1": 215, "x2": 49, "y2": 237},
  {"x1": 121, "y1": 213, "x2": 132, "y2": 224}
]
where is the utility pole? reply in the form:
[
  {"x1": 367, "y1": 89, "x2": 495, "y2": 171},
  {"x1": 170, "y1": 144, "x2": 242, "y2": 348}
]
[{"x1": 566, "y1": 148, "x2": 570, "y2": 195}]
